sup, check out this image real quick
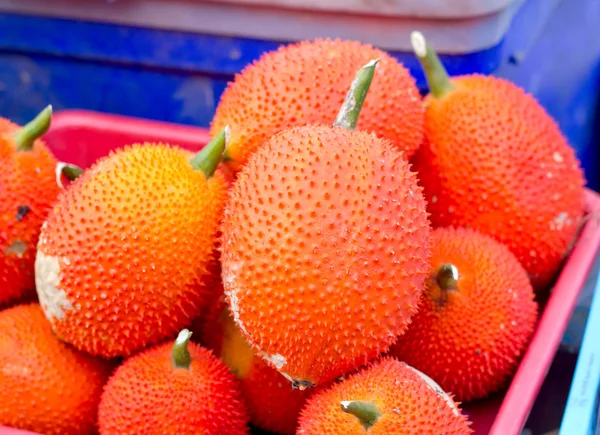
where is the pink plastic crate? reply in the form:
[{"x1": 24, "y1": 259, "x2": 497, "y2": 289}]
[{"x1": 2, "y1": 110, "x2": 599, "y2": 435}]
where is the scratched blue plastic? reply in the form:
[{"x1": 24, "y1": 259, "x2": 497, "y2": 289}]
[
  {"x1": 559, "y1": 265, "x2": 600, "y2": 435},
  {"x1": 0, "y1": 0, "x2": 598, "y2": 189}
]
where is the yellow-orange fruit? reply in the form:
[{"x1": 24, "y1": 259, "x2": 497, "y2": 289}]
[
  {"x1": 297, "y1": 357, "x2": 472, "y2": 434},
  {"x1": 389, "y1": 227, "x2": 538, "y2": 402},
  {"x1": 0, "y1": 303, "x2": 114, "y2": 435},
  {"x1": 201, "y1": 295, "x2": 317, "y2": 435},
  {"x1": 211, "y1": 38, "x2": 424, "y2": 173},
  {"x1": 412, "y1": 74, "x2": 586, "y2": 289},
  {"x1": 220, "y1": 125, "x2": 431, "y2": 388},
  {"x1": 1, "y1": 117, "x2": 60, "y2": 306},
  {"x1": 98, "y1": 335, "x2": 249, "y2": 434},
  {"x1": 35, "y1": 144, "x2": 228, "y2": 357}
]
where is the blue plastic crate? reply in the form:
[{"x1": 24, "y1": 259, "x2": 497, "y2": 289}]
[
  {"x1": 559, "y1": 263, "x2": 600, "y2": 435},
  {"x1": 0, "y1": 0, "x2": 598, "y2": 189}
]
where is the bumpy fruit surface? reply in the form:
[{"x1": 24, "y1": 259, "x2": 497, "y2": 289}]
[
  {"x1": 98, "y1": 334, "x2": 249, "y2": 435},
  {"x1": 411, "y1": 34, "x2": 585, "y2": 290},
  {"x1": 0, "y1": 303, "x2": 113, "y2": 435},
  {"x1": 220, "y1": 125, "x2": 431, "y2": 388},
  {"x1": 1, "y1": 112, "x2": 60, "y2": 306},
  {"x1": 211, "y1": 38, "x2": 424, "y2": 173},
  {"x1": 389, "y1": 227, "x2": 538, "y2": 402},
  {"x1": 201, "y1": 296, "x2": 316, "y2": 434},
  {"x1": 35, "y1": 143, "x2": 227, "y2": 357},
  {"x1": 297, "y1": 357, "x2": 472, "y2": 434}
]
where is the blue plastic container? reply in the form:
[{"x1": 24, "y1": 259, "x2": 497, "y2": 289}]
[{"x1": 0, "y1": 0, "x2": 598, "y2": 188}]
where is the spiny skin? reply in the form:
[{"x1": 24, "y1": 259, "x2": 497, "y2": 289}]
[
  {"x1": 297, "y1": 357, "x2": 472, "y2": 434},
  {"x1": 389, "y1": 227, "x2": 538, "y2": 402},
  {"x1": 211, "y1": 38, "x2": 424, "y2": 173},
  {"x1": 98, "y1": 340, "x2": 249, "y2": 435},
  {"x1": 412, "y1": 75, "x2": 586, "y2": 290},
  {"x1": 0, "y1": 117, "x2": 60, "y2": 306},
  {"x1": 35, "y1": 144, "x2": 228, "y2": 357},
  {"x1": 220, "y1": 125, "x2": 432, "y2": 387},
  {"x1": 201, "y1": 296, "x2": 316, "y2": 435},
  {"x1": 0, "y1": 303, "x2": 114, "y2": 435}
]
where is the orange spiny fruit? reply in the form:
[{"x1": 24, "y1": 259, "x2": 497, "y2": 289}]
[
  {"x1": 98, "y1": 329, "x2": 249, "y2": 435},
  {"x1": 409, "y1": 32, "x2": 586, "y2": 290},
  {"x1": 200, "y1": 295, "x2": 317, "y2": 435},
  {"x1": 220, "y1": 123, "x2": 431, "y2": 388},
  {"x1": 297, "y1": 357, "x2": 472, "y2": 434},
  {"x1": 389, "y1": 227, "x2": 538, "y2": 402},
  {"x1": 1, "y1": 106, "x2": 61, "y2": 306},
  {"x1": 211, "y1": 38, "x2": 424, "y2": 173},
  {"x1": 34, "y1": 129, "x2": 230, "y2": 358},
  {"x1": 0, "y1": 303, "x2": 114, "y2": 434}
]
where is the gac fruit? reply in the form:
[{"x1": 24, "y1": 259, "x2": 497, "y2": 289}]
[
  {"x1": 34, "y1": 128, "x2": 230, "y2": 357},
  {"x1": 297, "y1": 357, "x2": 472, "y2": 434},
  {"x1": 221, "y1": 60, "x2": 431, "y2": 388},
  {"x1": 409, "y1": 31, "x2": 586, "y2": 290},
  {"x1": 98, "y1": 329, "x2": 249, "y2": 434},
  {"x1": 0, "y1": 303, "x2": 114, "y2": 435},
  {"x1": 1, "y1": 106, "x2": 61, "y2": 307},
  {"x1": 211, "y1": 38, "x2": 424, "y2": 174},
  {"x1": 201, "y1": 295, "x2": 317, "y2": 435},
  {"x1": 389, "y1": 227, "x2": 538, "y2": 402}
]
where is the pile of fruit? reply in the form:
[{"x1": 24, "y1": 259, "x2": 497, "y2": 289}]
[{"x1": 0, "y1": 32, "x2": 587, "y2": 434}]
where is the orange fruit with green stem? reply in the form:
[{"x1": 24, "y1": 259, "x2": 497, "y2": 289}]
[
  {"x1": 297, "y1": 357, "x2": 472, "y2": 434},
  {"x1": 1, "y1": 106, "x2": 62, "y2": 307},
  {"x1": 98, "y1": 329, "x2": 249, "y2": 434},
  {"x1": 211, "y1": 38, "x2": 424, "y2": 174},
  {"x1": 220, "y1": 59, "x2": 432, "y2": 389},
  {"x1": 34, "y1": 127, "x2": 230, "y2": 358},
  {"x1": 389, "y1": 226, "x2": 538, "y2": 402},
  {"x1": 409, "y1": 31, "x2": 586, "y2": 290}
]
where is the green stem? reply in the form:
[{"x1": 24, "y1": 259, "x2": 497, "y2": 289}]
[
  {"x1": 340, "y1": 400, "x2": 381, "y2": 430},
  {"x1": 171, "y1": 329, "x2": 193, "y2": 370},
  {"x1": 60, "y1": 163, "x2": 84, "y2": 181},
  {"x1": 15, "y1": 105, "x2": 53, "y2": 151},
  {"x1": 189, "y1": 126, "x2": 230, "y2": 178},
  {"x1": 436, "y1": 264, "x2": 459, "y2": 291},
  {"x1": 333, "y1": 59, "x2": 380, "y2": 130},
  {"x1": 410, "y1": 31, "x2": 455, "y2": 99}
]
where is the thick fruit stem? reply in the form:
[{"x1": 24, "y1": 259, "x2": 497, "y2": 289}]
[
  {"x1": 436, "y1": 264, "x2": 459, "y2": 291},
  {"x1": 333, "y1": 59, "x2": 380, "y2": 130},
  {"x1": 340, "y1": 400, "x2": 381, "y2": 430},
  {"x1": 15, "y1": 105, "x2": 53, "y2": 151},
  {"x1": 190, "y1": 125, "x2": 230, "y2": 178},
  {"x1": 55, "y1": 163, "x2": 83, "y2": 189},
  {"x1": 410, "y1": 31, "x2": 455, "y2": 99},
  {"x1": 171, "y1": 329, "x2": 193, "y2": 370}
]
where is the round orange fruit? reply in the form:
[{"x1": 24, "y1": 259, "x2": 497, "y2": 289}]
[
  {"x1": 389, "y1": 226, "x2": 538, "y2": 402},
  {"x1": 409, "y1": 31, "x2": 586, "y2": 290},
  {"x1": 211, "y1": 38, "x2": 424, "y2": 173},
  {"x1": 1, "y1": 106, "x2": 61, "y2": 307},
  {"x1": 0, "y1": 303, "x2": 114, "y2": 435},
  {"x1": 220, "y1": 124, "x2": 431, "y2": 388},
  {"x1": 297, "y1": 357, "x2": 472, "y2": 434},
  {"x1": 35, "y1": 131, "x2": 229, "y2": 357},
  {"x1": 98, "y1": 329, "x2": 249, "y2": 435}
]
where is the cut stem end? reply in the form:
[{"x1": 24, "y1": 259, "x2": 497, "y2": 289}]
[
  {"x1": 340, "y1": 400, "x2": 381, "y2": 430},
  {"x1": 190, "y1": 125, "x2": 230, "y2": 178},
  {"x1": 55, "y1": 163, "x2": 84, "y2": 189},
  {"x1": 410, "y1": 31, "x2": 455, "y2": 99},
  {"x1": 333, "y1": 58, "x2": 380, "y2": 130},
  {"x1": 171, "y1": 329, "x2": 193, "y2": 370},
  {"x1": 436, "y1": 263, "x2": 459, "y2": 291},
  {"x1": 15, "y1": 105, "x2": 53, "y2": 151}
]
